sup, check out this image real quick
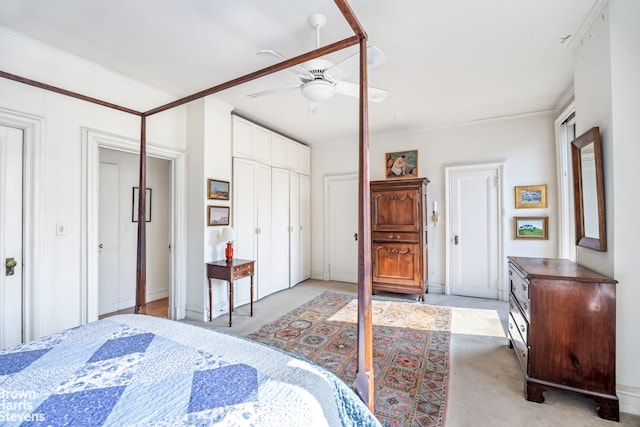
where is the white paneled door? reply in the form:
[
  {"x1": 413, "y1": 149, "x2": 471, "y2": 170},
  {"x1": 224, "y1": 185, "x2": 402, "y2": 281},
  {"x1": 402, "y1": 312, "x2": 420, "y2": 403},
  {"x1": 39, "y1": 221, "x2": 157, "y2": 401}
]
[
  {"x1": 98, "y1": 162, "x2": 120, "y2": 315},
  {"x1": 447, "y1": 163, "x2": 503, "y2": 299},
  {"x1": 0, "y1": 125, "x2": 23, "y2": 349},
  {"x1": 326, "y1": 175, "x2": 358, "y2": 283}
]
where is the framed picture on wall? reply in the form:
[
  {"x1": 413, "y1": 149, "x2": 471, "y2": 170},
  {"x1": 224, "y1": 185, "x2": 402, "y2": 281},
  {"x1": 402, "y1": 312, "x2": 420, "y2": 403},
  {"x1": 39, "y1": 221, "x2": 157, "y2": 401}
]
[
  {"x1": 207, "y1": 206, "x2": 230, "y2": 226},
  {"x1": 132, "y1": 187, "x2": 152, "y2": 222},
  {"x1": 208, "y1": 179, "x2": 230, "y2": 200},
  {"x1": 385, "y1": 150, "x2": 418, "y2": 178},
  {"x1": 514, "y1": 216, "x2": 548, "y2": 240},
  {"x1": 514, "y1": 184, "x2": 547, "y2": 208}
]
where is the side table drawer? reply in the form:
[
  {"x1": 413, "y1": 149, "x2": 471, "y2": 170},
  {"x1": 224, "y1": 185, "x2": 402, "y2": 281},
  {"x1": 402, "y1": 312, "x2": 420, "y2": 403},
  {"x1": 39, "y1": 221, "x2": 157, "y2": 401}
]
[{"x1": 231, "y1": 262, "x2": 254, "y2": 280}]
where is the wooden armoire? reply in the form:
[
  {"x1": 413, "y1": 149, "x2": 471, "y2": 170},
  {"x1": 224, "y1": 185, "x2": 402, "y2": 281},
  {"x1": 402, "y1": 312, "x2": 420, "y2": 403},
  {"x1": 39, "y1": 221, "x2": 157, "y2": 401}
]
[{"x1": 370, "y1": 177, "x2": 429, "y2": 301}]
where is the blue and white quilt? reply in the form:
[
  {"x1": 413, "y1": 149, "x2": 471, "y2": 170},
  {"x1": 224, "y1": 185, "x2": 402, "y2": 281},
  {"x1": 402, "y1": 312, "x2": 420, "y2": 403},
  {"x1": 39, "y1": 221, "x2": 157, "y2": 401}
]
[{"x1": 0, "y1": 314, "x2": 380, "y2": 426}]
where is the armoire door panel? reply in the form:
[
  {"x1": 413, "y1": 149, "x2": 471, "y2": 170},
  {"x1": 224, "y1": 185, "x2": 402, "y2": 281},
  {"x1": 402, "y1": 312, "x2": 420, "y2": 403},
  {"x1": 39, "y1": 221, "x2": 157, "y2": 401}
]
[
  {"x1": 372, "y1": 243, "x2": 420, "y2": 285},
  {"x1": 371, "y1": 189, "x2": 421, "y2": 232}
]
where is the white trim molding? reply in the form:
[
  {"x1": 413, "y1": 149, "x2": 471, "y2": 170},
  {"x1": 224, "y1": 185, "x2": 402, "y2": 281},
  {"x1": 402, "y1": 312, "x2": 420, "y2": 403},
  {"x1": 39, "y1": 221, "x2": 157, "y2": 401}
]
[
  {"x1": 0, "y1": 107, "x2": 45, "y2": 342},
  {"x1": 82, "y1": 128, "x2": 187, "y2": 321}
]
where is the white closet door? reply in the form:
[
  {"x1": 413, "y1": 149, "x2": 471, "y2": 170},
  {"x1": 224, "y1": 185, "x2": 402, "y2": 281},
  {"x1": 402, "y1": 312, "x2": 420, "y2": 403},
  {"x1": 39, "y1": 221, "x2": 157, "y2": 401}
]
[
  {"x1": 289, "y1": 171, "x2": 301, "y2": 286},
  {"x1": 233, "y1": 159, "x2": 257, "y2": 308},
  {"x1": 255, "y1": 163, "x2": 272, "y2": 299},
  {"x1": 271, "y1": 168, "x2": 289, "y2": 292},
  {"x1": 299, "y1": 174, "x2": 311, "y2": 281}
]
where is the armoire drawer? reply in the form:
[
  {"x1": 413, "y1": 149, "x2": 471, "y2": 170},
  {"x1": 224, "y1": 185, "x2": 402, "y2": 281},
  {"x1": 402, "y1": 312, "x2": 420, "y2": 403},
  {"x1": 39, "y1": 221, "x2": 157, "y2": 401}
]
[{"x1": 372, "y1": 231, "x2": 419, "y2": 243}]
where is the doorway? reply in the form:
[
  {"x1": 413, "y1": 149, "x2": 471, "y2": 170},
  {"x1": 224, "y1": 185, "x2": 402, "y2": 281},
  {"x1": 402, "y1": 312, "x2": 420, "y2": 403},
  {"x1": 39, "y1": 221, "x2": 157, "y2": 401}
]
[
  {"x1": 325, "y1": 174, "x2": 358, "y2": 283},
  {"x1": 83, "y1": 128, "x2": 186, "y2": 322},
  {"x1": 0, "y1": 125, "x2": 24, "y2": 349},
  {"x1": 97, "y1": 150, "x2": 171, "y2": 317},
  {"x1": 445, "y1": 162, "x2": 505, "y2": 300}
]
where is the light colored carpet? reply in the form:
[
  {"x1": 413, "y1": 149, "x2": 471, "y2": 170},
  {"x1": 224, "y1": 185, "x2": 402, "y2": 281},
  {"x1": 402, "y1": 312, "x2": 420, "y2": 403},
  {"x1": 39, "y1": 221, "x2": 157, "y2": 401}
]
[{"x1": 197, "y1": 279, "x2": 640, "y2": 426}]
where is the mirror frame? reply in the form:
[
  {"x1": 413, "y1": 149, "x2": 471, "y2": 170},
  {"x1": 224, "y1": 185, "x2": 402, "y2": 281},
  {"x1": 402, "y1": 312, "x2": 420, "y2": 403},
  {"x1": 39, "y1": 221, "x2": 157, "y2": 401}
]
[{"x1": 571, "y1": 126, "x2": 607, "y2": 251}]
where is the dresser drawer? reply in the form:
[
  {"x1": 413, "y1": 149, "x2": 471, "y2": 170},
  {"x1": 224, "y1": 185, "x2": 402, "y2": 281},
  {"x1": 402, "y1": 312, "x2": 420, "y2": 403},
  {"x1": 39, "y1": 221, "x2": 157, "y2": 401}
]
[
  {"x1": 509, "y1": 296, "x2": 529, "y2": 344},
  {"x1": 372, "y1": 231, "x2": 419, "y2": 243},
  {"x1": 509, "y1": 314, "x2": 529, "y2": 374},
  {"x1": 231, "y1": 262, "x2": 254, "y2": 280},
  {"x1": 509, "y1": 265, "x2": 530, "y2": 317}
]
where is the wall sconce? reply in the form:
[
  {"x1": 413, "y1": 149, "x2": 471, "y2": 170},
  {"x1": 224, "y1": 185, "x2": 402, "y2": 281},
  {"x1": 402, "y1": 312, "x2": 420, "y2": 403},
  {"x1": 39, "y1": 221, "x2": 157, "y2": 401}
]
[
  {"x1": 220, "y1": 227, "x2": 236, "y2": 262},
  {"x1": 432, "y1": 201, "x2": 439, "y2": 224}
]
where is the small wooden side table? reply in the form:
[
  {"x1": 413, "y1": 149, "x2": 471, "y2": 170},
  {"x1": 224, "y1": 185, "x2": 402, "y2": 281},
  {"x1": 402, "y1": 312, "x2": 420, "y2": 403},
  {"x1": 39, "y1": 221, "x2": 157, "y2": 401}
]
[{"x1": 206, "y1": 259, "x2": 255, "y2": 326}]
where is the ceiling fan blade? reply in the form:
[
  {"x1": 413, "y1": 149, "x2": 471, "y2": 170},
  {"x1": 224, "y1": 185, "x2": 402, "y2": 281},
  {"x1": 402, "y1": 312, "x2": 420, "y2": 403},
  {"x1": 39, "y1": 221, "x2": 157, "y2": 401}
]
[
  {"x1": 247, "y1": 84, "x2": 301, "y2": 98},
  {"x1": 334, "y1": 81, "x2": 387, "y2": 103},
  {"x1": 257, "y1": 50, "x2": 313, "y2": 80},
  {"x1": 325, "y1": 45, "x2": 386, "y2": 82}
]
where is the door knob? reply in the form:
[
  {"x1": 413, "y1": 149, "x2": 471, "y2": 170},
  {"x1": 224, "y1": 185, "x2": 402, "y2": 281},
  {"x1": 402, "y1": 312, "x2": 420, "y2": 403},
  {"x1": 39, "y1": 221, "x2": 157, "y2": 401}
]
[
  {"x1": 454, "y1": 235, "x2": 459, "y2": 245},
  {"x1": 5, "y1": 257, "x2": 17, "y2": 276}
]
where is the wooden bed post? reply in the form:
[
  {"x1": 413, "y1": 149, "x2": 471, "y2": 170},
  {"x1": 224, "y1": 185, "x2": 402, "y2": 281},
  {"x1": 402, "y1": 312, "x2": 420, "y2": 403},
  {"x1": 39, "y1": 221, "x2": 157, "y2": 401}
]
[
  {"x1": 332, "y1": 0, "x2": 374, "y2": 410},
  {"x1": 353, "y1": 37, "x2": 374, "y2": 410},
  {"x1": 135, "y1": 115, "x2": 147, "y2": 314}
]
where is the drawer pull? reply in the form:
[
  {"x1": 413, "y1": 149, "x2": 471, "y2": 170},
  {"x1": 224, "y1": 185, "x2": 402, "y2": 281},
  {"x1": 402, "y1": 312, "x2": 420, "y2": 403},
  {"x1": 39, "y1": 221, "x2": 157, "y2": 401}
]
[
  {"x1": 522, "y1": 302, "x2": 528, "y2": 310},
  {"x1": 521, "y1": 284, "x2": 527, "y2": 292},
  {"x1": 520, "y1": 325, "x2": 525, "y2": 333}
]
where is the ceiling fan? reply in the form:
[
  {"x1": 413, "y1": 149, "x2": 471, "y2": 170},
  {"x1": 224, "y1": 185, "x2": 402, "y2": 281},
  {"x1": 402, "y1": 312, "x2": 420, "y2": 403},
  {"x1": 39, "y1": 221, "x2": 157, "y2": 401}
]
[{"x1": 247, "y1": 13, "x2": 387, "y2": 112}]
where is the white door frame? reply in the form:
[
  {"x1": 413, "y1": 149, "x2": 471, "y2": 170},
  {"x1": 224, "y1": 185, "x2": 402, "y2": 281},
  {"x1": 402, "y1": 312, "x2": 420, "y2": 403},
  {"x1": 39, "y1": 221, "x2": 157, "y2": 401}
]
[
  {"x1": 82, "y1": 128, "x2": 186, "y2": 322},
  {"x1": 554, "y1": 101, "x2": 577, "y2": 261},
  {"x1": 323, "y1": 173, "x2": 358, "y2": 282},
  {"x1": 0, "y1": 108, "x2": 44, "y2": 343},
  {"x1": 444, "y1": 161, "x2": 506, "y2": 299}
]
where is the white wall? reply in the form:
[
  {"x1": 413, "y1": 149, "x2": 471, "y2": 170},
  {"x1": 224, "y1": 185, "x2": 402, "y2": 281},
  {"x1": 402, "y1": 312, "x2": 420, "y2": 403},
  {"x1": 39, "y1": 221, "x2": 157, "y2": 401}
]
[
  {"x1": 0, "y1": 28, "x2": 185, "y2": 339},
  {"x1": 311, "y1": 113, "x2": 559, "y2": 289},
  {"x1": 184, "y1": 98, "x2": 233, "y2": 321},
  {"x1": 573, "y1": 0, "x2": 640, "y2": 414}
]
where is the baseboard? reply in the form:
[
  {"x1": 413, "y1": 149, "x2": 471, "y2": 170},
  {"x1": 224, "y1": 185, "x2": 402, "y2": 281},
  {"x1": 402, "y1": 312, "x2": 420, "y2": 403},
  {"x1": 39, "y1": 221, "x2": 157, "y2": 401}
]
[
  {"x1": 428, "y1": 282, "x2": 445, "y2": 294},
  {"x1": 619, "y1": 384, "x2": 640, "y2": 416},
  {"x1": 184, "y1": 305, "x2": 207, "y2": 322}
]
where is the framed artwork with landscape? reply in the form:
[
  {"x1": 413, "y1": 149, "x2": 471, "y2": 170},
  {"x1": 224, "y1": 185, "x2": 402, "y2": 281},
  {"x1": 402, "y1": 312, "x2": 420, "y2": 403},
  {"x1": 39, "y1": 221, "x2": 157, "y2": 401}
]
[
  {"x1": 207, "y1": 206, "x2": 230, "y2": 226},
  {"x1": 385, "y1": 150, "x2": 418, "y2": 178},
  {"x1": 514, "y1": 184, "x2": 547, "y2": 208},
  {"x1": 208, "y1": 179, "x2": 230, "y2": 200},
  {"x1": 514, "y1": 216, "x2": 548, "y2": 240}
]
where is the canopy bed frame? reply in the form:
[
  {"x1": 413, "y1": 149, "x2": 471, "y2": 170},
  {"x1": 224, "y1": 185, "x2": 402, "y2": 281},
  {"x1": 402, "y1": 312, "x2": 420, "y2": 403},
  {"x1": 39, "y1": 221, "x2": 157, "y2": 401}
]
[{"x1": 1, "y1": 0, "x2": 376, "y2": 409}]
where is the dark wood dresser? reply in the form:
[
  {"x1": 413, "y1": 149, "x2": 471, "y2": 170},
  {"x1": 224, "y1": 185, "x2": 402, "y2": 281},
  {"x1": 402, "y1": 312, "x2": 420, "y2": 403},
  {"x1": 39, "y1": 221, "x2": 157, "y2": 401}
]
[
  {"x1": 507, "y1": 256, "x2": 618, "y2": 421},
  {"x1": 370, "y1": 177, "x2": 429, "y2": 301}
]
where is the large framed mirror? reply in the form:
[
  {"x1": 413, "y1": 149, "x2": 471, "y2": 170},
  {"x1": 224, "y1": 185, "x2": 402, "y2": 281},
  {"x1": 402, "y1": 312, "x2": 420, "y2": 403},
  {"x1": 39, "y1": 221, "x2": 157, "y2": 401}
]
[{"x1": 571, "y1": 126, "x2": 606, "y2": 251}]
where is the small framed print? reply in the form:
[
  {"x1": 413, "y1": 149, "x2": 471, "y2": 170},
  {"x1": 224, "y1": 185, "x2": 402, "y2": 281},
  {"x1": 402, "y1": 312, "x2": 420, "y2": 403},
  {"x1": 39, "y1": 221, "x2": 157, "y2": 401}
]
[
  {"x1": 514, "y1": 216, "x2": 548, "y2": 240},
  {"x1": 385, "y1": 150, "x2": 418, "y2": 178},
  {"x1": 207, "y1": 206, "x2": 229, "y2": 226},
  {"x1": 132, "y1": 187, "x2": 152, "y2": 222},
  {"x1": 208, "y1": 179, "x2": 230, "y2": 200},
  {"x1": 515, "y1": 184, "x2": 547, "y2": 208}
]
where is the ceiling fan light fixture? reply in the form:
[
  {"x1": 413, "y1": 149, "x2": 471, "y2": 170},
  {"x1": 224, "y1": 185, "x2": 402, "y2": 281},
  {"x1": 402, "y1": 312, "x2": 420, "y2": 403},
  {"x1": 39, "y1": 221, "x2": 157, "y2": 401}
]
[{"x1": 301, "y1": 80, "x2": 335, "y2": 102}]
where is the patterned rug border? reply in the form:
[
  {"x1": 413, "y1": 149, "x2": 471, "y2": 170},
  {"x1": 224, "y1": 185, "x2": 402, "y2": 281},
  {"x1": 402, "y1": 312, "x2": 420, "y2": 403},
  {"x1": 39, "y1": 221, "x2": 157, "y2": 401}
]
[{"x1": 246, "y1": 290, "x2": 452, "y2": 427}]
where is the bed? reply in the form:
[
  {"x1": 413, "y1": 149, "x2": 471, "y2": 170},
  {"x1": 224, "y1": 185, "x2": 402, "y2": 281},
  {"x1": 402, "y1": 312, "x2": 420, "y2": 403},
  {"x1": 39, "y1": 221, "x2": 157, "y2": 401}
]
[{"x1": 0, "y1": 314, "x2": 380, "y2": 426}]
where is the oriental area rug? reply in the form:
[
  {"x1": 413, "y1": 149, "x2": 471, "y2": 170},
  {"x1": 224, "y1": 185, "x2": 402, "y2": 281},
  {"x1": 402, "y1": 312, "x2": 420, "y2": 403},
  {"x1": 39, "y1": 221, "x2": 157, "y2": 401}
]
[{"x1": 246, "y1": 291, "x2": 452, "y2": 427}]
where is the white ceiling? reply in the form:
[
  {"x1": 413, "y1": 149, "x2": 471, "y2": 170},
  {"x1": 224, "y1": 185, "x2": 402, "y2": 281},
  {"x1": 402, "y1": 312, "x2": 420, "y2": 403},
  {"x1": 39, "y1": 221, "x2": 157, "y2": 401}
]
[{"x1": 0, "y1": 0, "x2": 603, "y2": 146}]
